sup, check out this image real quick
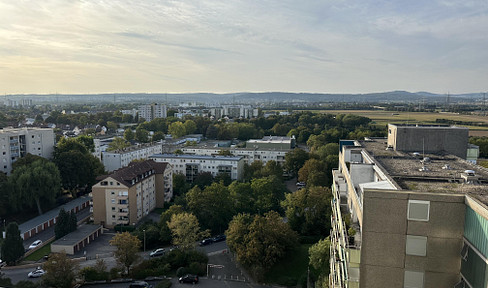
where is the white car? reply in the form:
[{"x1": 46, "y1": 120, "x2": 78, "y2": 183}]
[
  {"x1": 149, "y1": 248, "x2": 165, "y2": 257},
  {"x1": 0, "y1": 259, "x2": 6, "y2": 268},
  {"x1": 28, "y1": 269, "x2": 45, "y2": 278},
  {"x1": 28, "y1": 240, "x2": 42, "y2": 250}
]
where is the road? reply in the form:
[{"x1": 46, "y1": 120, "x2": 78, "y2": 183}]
[
  {"x1": 81, "y1": 277, "x2": 272, "y2": 288},
  {"x1": 2, "y1": 239, "x2": 230, "y2": 285}
]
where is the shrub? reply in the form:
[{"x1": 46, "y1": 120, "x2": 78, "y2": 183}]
[
  {"x1": 110, "y1": 267, "x2": 122, "y2": 280},
  {"x1": 188, "y1": 262, "x2": 206, "y2": 276},
  {"x1": 114, "y1": 224, "x2": 135, "y2": 232},
  {"x1": 176, "y1": 267, "x2": 187, "y2": 277},
  {"x1": 155, "y1": 279, "x2": 172, "y2": 288}
]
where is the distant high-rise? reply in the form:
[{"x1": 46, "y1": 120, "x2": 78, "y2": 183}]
[
  {"x1": 0, "y1": 127, "x2": 55, "y2": 175},
  {"x1": 138, "y1": 103, "x2": 167, "y2": 121}
]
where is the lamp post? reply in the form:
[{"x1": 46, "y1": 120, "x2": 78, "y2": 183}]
[{"x1": 143, "y1": 229, "x2": 146, "y2": 252}]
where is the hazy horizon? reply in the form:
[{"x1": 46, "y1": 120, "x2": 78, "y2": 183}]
[{"x1": 1, "y1": 1, "x2": 487, "y2": 95}]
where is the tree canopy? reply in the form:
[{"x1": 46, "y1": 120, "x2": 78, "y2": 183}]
[
  {"x1": 110, "y1": 232, "x2": 141, "y2": 275},
  {"x1": 42, "y1": 252, "x2": 78, "y2": 288},
  {"x1": 1, "y1": 222, "x2": 24, "y2": 265},
  {"x1": 167, "y1": 212, "x2": 209, "y2": 251}
]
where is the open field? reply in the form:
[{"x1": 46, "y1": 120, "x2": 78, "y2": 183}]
[{"x1": 318, "y1": 110, "x2": 488, "y2": 137}]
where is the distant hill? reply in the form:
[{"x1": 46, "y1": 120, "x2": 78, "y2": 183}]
[{"x1": 4, "y1": 91, "x2": 483, "y2": 105}]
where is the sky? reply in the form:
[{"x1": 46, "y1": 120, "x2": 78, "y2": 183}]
[{"x1": 0, "y1": 0, "x2": 487, "y2": 95}]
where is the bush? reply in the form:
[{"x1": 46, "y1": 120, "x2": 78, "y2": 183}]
[
  {"x1": 155, "y1": 279, "x2": 172, "y2": 288},
  {"x1": 15, "y1": 280, "x2": 43, "y2": 288},
  {"x1": 114, "y1": 224, "x2": 135, "y2": 232},
  {"x1": 188, "y1": 262, "x2": 206, "y2": 276},
  {"x1": 131, "y1": 259, "x2": 171, "y2": 279},
  {"x1": 110, "y1": 267, "x2": 122, "y2": 280},
  {"x1": 176, "y1": 267, "x2": 187, "y2": 277},
  {"x1": 166, "y1": 250, "x2": 186, "y2": 270}
]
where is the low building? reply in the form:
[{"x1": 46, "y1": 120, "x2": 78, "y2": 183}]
[
  {"x1": 150, "y1": 154, "x2": 244, "y2": 182},
  {"x1": 18, "y1": 196, "x2": 91, "y2": 241},
  {"x1": 246, "y1": 135, "x2": 295, "y2": 150},
  {"x1": 91, "y1": 160, "x2": 172, "y2": 228},
  {"x1": 102, "y1": 142, "x2": 163, "y2": 172},
  {"x1": 51, "y1": 224, "x2": 103, "y2": 255}
]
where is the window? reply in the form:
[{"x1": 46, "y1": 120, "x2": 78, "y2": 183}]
[
  {"x1": 404, "y1": 271, "x2": 424, "y2": 288},
  {"x1": 112, "y1": 207, "x2": 115, "y2": 211},
  {"x1": 111, "y1": 199, "x2": 116, "y2": 204},
  {"x1": 406, "y1": 235, "x2": 427, "y2": 256},
  {"x1": 407, "y1": 200, "x2": 430, "y2": 221}
]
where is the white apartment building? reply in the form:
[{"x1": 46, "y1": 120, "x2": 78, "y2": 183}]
[
  {"x1": 102, "y1": 142, "x2": 163, "y2": 172},
  {"x1": 222, "y1": 105, "x2": 258, "y2": 119},
  {"x1": 150, "y1": 153, "x2": 244, "y2": 182},
  {"x1": 0, "y1": 128, "x2": 55, "y2": 175},
  {"x1": 181, "y1": 147, "x2": 288, "y2": 167},
  {"x1": 138, "y1": 103, "x2": 167, "y2": 122}
]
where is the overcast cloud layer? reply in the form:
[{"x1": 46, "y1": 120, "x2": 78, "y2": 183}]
[{"x1": 0, "y1": 0, "x2": 487, "y2": 94}]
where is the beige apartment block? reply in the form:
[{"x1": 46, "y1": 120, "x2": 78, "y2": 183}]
[{"x1": 91, "y1": 160, "x2": 172, "y2": 228}]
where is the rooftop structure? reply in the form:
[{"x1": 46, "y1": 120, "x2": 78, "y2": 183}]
[{"x1": 246, "y1": 135, "x2": 295, "y2": 150}]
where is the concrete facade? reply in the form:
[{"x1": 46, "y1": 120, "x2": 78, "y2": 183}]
[
  {"x1": 102, "y1": 142, "x2": 163, "y2": 172},
  {"x1": 0, "y1": 127, "x2": 55, "y2": 175},
  {"x1": 387, "y1": 124, "x2": 469, "y2": 159}
]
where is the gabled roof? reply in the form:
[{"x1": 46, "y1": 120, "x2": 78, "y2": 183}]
[{"x1": 97, "y1": 160, "x2": 168, "y2": 188}]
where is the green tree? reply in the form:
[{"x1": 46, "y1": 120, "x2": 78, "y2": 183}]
[
  {"x1": 186, "y1": 183, "x2": 235, "y2": 233},
  {"x1": 298, "y1": 158, "x2": 329, "y2": 187},
  {"x1": 159, "y1": 205, "x2": 185, "y2": 244},
  {"x1": 1, "y1": 222, "x2": 24, "y2": 265},
  {"x1": 285, "y1": 148, "x2": 309, "y2": 177},
  {"x1": 250, "y1": 175, "x2": 286, "y2": 213},
  {"x1": 42, "y1": 252, "x2": 78, "y2": 288},
  {"x1": 54, "y1": 208, "x2": 70, "y2": 239},
  {"x1": 282, "y1": 186, "x2": 332, "y2": 236},
  {"x1": 110, "y1": 232, "x2": 141, "y2": 275},
  {"x1": 183, "y1": 120, "x2": 197, "y2": 135},
  {"x1": 9, "y1": 159, "x2": 61, "y2": 215},
  {"x1": 54, "y1": 150, "x2": 105, "y2": 190},
  {"x1": 226, "y1": 212, "x2": 298, "y2": 278},
  {"x1": 135, "y1": 127, "x2": 149, "y2": 143},
  {"x1": 168, "y1": 122, "x2": 186, "y2": 138},
  {"x1": 229, "y1": 181, "x2": 254, "y2": 214},
  {"x1": 262, "y1": 160, "x2": 283, "y2": 179},
  {"x1": 173, "y1": 173, "x2": 190, "y2": 196},
  {"x1": 309, "y1": 237, "x2": 331, "y2": 287},
  {"x1": 69, "y1": 211, "x2": 77, "y2": 233},
  {"x1": 107, "y1": 137, "x2": 131, "y2": 151},
  {"x1": 124, "y1": 128, "x2": 135, "y2": 141},
  {"x1": 167, "y1": 212, "x2": 209, "y2": 251},
  {"x1": 76, "y1": 135, "x2": 95, "y2": 152},
  {"x1": 11, "y1": 153, "x2": 44, "y2": 172},
  {"x1": 193, "y1": 172, "x2": 214, "y2": 189},
  {"x1": 153, "y1": 131, "x2": 165, "y2": 142}
]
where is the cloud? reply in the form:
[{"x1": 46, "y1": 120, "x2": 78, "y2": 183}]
[{"x1": 0, "y1": 0, "x2": 487, "y2": 94}]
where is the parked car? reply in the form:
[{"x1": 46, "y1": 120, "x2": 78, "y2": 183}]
[
  {"x1": 28, "y1": 268, "x2": 45, "y2": 278},
  {"x1": 199, "y1": 238, "x2": 213, "y2": 246},
  {"x1": 212, "y1": 234, "x2": 226, "y2": 242},
  {"x1": 129, "y1": 281, "x2": 153, "y2": 288},
  {"x1": 28, "y1": 240, "x2": 42, "y2": 250},
  {"x1": 0, "y1": 259, "x2": 6, "y2": 268},
  {"x1": 149, "y1": 248, "x2": 165, "y2": 258},
  {"x1": 179, "y1": 274, "x2": 199, "y2": 284},
  {"x1": 296, "y1": 182, "x2": 306, "y2": 187}
]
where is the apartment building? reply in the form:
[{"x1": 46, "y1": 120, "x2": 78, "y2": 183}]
[
  {"x1": 246, "y1": 135, "x2": 296, "y2": 150},
  {"x1": 91, "y1": 160, "x2": 172, "y2": 228},
  {"x1": 330, "y1": 125, "x2": 488, "y2": 288},
  {"x1": 181, "y1": 146, "x2": 288, "y2": 167},
  {"x1": 138, "y1": 103, "x2": 167, "y2": 122},
  {"x1": 102, "y1": 142, "x2": 163, "y2": 172},
  {"x1": 0, "y1": 127, "x2": 55, "y2": 175},
  {"x1": 150, "y1": 153, "x2": 244, "y2": 182}
]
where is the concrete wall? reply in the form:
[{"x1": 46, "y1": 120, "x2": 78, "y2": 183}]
[
  {"x1": 360, "y1": 189, "x2": 465, "y2": 288},
  {"x1": 388, "y1": 124, "x2": 468, "y2": 159}
]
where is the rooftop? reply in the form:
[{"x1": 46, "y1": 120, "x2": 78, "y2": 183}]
[
  {"x1": 359, "y1": 138, "x2": 488, "y2": 204},
  {"x1": 151, "y1": 153, "x2": 243, "y2": 161},
  {"x1": 97, "y1": 160, "x2": 168, "y2": 187},
  {"x1": 51, "y1": 224, "x2": 102, "y2": 246}
]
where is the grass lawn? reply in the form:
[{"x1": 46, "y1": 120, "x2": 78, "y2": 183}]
[
  {"x1": 264, "y1": 244, "x2": 311, "y2": 287},
  {"x1": 24, "y1": 241, "x2": 52, "y2": 262}
]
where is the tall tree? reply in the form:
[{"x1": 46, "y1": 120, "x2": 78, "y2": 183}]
[
  {"x1": 250, "y1": 175, "x2": 286, "y2": 213},
  {"x1": 42, "y1": 252, "x2": 78, "y2": 288},
  {"x1": 107, "y1": 137, "x2": 130, "y2": 151},
  {"x1": 1, "y1": 222, "x2": 25, "y2": 265},
  {"x1": 9, "y1": 159, "x2": 61, "y2": 215},
  {"x1": 109, "y1": 232, "x2": 141, "y2": 275},
  {"x1": 183, "y1": 120, "x2": 197, "y2": 135},
  {"x1": 186, "y1": 183, "x2": 235, "y2": 233},
  {"x1": 168, "y1": 122, "x2": 186, "y2": 138},
  {"x1": 159, "y1": 205, "x2": 184, "y2": 244},
  {"x1": 226, "y1": 212, "x2": 298, "y2": 278},
  {"x1": 54, "y1": 208, "x2": 70, "y2": 239},
  {"x1": 167, "y1": 212, "x2": 209, "y2": 251},
  {"x1": 135, "y1": 127, "x2": 149, "y2": 143},
  {"x1": 285, "y1": 148, "x2": 309, "y2": 177},
  {"x1": 124, "y1": 128, "x2": 135, "y2": 142}
]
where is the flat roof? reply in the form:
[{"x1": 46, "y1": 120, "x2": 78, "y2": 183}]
[
  {"x1": 389, "y1": 124, "x2": 468, "y2": 130},
  {"x1": 151, "y1": 153, "x2": 242, "y2": 161},
  {"x1": 19, "y1": 196, "x2": 91, "y2": 234},
  {"x1": 51, "y1": 224, "x2": 102, "y2": 247},
  {"x1": 358, "y1": 138, "x2": 488, "y2": 204}
]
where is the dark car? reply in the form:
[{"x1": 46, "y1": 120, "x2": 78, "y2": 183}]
[
  {"x1": 199, "y1": 238, "x2": 214, "y2": 246},
  {"x1": 179, "y1": 274, "x2": 199, "y2": 284},
  {"x1": 212, "y1": 234, "x2": 226, "y2": 242},
  {"x1": 129, "y1": 281, "x2": 153, "y2": 288}
]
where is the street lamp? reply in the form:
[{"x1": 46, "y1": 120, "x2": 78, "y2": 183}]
[{"x1": 143, "y1": 229, "x2": 146, "y2": 252}]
